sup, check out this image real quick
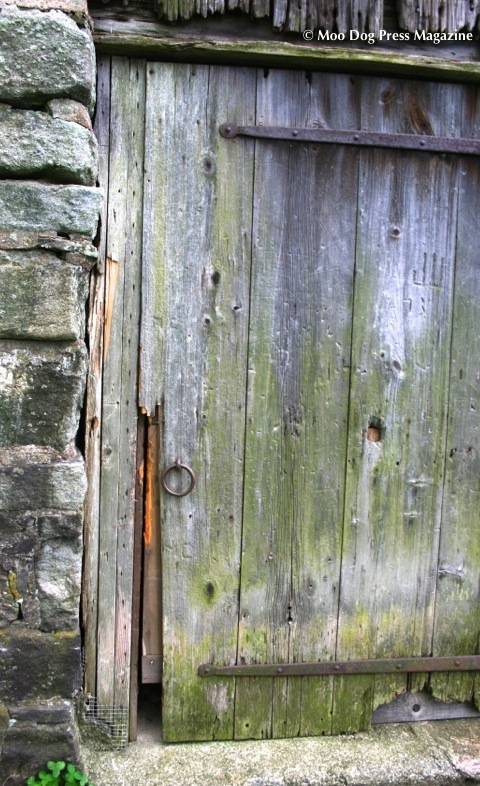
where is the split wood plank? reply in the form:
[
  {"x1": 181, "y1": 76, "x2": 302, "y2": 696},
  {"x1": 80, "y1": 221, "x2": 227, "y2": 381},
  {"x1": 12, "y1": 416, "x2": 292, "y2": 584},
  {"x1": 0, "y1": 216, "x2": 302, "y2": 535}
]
[
  {"x1": 234, "y1": 70, "x2": 361, "y2": 740},
  {"x1": 83, "y1": 54, "x2": 110, "y2": 697},
  {"x1": 333, "y1": 77, "x2": 462, "y2": 733},
  {"x1": 430, "y1": 84, "x2": 480, "y2": 706},
  {"x1": 142, "y1": 63, "x2": 256, "y2": 741},
  {"x1": 97, "y1": 57, "x2": 145, "y2": 725}
]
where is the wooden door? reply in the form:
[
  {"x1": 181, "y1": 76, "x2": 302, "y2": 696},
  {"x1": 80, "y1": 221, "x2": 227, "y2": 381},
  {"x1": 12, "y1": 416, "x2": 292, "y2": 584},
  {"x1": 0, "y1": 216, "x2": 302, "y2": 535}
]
[{"x1": 140, "y1": 64, "x2": 480, "y2": 741}]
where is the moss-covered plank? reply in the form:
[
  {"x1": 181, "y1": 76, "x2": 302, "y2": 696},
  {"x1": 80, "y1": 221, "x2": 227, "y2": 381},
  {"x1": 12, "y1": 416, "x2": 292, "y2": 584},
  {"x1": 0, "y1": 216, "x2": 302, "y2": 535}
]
[
  {"x1": 92, "y1": 26, "x2": 480, "y2": 87},
  {"x1": 141, "y1": 63, "x2": 256, "y2": 741},
  {"x1": 430, "y1": 85, "x2": 480, "y2": 705},
  {"x1": 333, "y1": 78, "x2": 461, "y2": 733},
  {"x1": 235, "y1": 70, "x2": 360, "y2": 739}
]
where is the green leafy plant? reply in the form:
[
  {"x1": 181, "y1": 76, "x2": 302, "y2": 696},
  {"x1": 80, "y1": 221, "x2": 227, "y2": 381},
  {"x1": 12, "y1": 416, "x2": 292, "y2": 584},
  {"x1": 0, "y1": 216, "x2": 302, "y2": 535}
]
[{"x1": 26, "y1": 761, "x2": 94, "y2": 786}]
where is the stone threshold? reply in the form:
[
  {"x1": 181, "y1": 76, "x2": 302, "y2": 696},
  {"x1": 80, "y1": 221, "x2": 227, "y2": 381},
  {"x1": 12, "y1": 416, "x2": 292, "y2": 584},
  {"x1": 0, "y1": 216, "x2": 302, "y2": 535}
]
[{"x1": 80, "y1": 703, "x2": 480, "y2": 786}]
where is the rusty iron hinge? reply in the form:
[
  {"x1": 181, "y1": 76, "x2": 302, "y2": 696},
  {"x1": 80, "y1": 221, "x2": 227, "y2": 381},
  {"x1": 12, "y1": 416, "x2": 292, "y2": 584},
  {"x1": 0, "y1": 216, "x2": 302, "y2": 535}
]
[
  {"x1": 219, "y1": 124, "x2": 480, "y2": 156},
  {"x1": 198, "y1": 655, "x2": 480, "y2": 678}
]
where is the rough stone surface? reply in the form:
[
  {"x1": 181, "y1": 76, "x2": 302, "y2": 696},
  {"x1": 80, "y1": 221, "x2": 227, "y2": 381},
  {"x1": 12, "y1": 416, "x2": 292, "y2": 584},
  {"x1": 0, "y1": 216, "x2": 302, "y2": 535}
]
[
  {"x1": 10, "y1": 699, "x2": 73, "y2": 724},
  {"x1": 0, "y1": 248, "x2": 89, "y2": 340},
  {"x1": 0, "y1": 628, "x2": 81, "y2": 702},
  {"x1": 0, "y1": 104, "x2": 98, "y2": 185},
  {"x1": 0, "y1": 340, "x2": 87, "y2": 449},
  {"x1": 0, "y1": 511, "x2": 83, "y2": 629},
  {"x1": 2, "y1": 0, "x2": 88, "y2": 17},
  {"x1": 0, "y1": 447, "x2": 86, "y2": 510},
  {"x1": 0, "y1": 181, "x2": 102, "y2": 237},
  {"x1": 81, "y1": 715, "x2": 480, "y2": 786},
  {"x1": 47, "y1": 98, "x2": 93, "y2": 130},
  {"x1": 36, "y1": 538, "x2": 82, "y2": 630},
  {"x1": 0, "y1": 701, "x2": 81, "y2": 786},
  {"x1": 0, "y1": 4, "x2": 95, "y2": 112}
]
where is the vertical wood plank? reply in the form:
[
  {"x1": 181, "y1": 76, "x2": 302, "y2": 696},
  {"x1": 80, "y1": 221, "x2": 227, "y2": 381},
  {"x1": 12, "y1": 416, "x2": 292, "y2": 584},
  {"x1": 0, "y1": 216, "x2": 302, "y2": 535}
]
[
  {"x1": 112, "y1": 58, "x2": 145, "y2": 715},
  {"x1": 83, "y1": 54, "x2": 110, "y2": 697},
  {"x1": 142, "y1": 408, "x2": 162, "y2": 683},
  {"x1": 142, "y1": 63, "x2": 256, "y2": 741},
  {"x1": 96, "y1": 56, "x2": 128, "y2": 709},
  {"x1": 129, "y1": 413, "x2": 146, "y2": 740},
  {"x1": 333, "y1": 78, "x2": 462, "y2": 733},
  {"x1": 235, "y1": 70, "x2": 361, "y2": 740},
  {"x1": 430, "y1": 85, "x2": 480, "y2": 706},
  {"x1": 97, "y1": 57, "x2": 145, "y2": 724}
]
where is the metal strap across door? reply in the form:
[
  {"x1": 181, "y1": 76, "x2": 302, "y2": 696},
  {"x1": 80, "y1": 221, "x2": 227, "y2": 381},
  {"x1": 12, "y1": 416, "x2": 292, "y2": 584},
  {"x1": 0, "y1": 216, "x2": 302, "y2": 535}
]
[{"x1": 219, "y1": 123, "x2": 480, "y2": 155}]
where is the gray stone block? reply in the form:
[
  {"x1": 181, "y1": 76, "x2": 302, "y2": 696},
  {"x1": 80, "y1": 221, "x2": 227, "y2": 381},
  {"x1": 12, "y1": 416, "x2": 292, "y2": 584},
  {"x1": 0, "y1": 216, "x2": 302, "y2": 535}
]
[
  {"x1": 0, "y1": 511, "x2": 83, "y2": 629},
  {"x1": 10, "y1": 699, "x2": 73, "y2": 724},
  {"x1": 0, "y1": 104, "x2": 98, "y2": 185},
  {"x1": 0, "y1": 249, "x2": 89, "y2": 340},
  {"x1": 0, "y1": 181, "x2": 102, "y2": 237},
  {"x1": 47, "y1": 98, "x2": 92, "y2": 130},
  {"x1": 0, "y1": 4, "x2": 95, "y2": 112},
  {"x1": 0, "y1": 447, "x2": 86, "y2": 510},
  {"x1": 0, "y1": 628, "x2": 82, "y2": 702},
  {"x1": 0, "y1": 702, "x2": 80, "y2": 785},
  {"x1": 0, "y1": 340, "x2": 87, "y2": 449},
  {"x1": 36, "y1": 537, "x2": 82, "y2": 630}
]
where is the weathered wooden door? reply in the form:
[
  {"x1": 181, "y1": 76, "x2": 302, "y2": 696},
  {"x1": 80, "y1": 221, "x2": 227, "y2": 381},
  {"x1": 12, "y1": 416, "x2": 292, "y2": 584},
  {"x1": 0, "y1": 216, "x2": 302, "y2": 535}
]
[{"x1": 140, "y1": 64, "x2": 480, "y2": 741}]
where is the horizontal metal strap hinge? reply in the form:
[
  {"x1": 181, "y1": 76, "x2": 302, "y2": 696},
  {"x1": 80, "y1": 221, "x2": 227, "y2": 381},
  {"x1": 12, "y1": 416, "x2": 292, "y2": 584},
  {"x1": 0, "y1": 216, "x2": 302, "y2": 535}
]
[
  {"x1": 219, "y1": 124, "x2": 480, "y2": 156},
  {"x1": 198, "y1": 654, "x2": 480, "y2": 678}
]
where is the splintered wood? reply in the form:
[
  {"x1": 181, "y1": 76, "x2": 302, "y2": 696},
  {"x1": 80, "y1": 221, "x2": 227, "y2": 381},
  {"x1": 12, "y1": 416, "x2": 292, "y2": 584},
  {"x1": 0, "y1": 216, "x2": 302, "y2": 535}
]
[
  {"x1": 153, "y1": 0, "x2": 384, "y2": 32},
  {"x1": 152, "y1": 0, "x2": 479, "y2": 33}
]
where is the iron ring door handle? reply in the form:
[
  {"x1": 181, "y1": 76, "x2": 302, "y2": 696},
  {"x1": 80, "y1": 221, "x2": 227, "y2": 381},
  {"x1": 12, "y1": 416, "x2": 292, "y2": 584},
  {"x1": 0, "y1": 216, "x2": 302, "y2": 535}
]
[{"x1": 161, "y1": 460, "x2": 196, "y2": 497}]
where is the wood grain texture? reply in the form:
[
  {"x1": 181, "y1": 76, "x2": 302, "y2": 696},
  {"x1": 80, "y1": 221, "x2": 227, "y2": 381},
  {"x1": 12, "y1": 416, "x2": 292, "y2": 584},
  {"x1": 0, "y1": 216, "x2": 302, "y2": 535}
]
[
  {"x1": 100, "y1": 62, "x2": 480, "y2": 741},
  {"x1": 96, "y1": 57, "x2": 145, "y2": 724},
  {"x1": 235, "y1": 70, "x2": 361, "y2": 740},
  {"x1": 83, "y1": 54, "x2": 110, "y2": 698},
  {"x1": 152, "y1": 0, "x2": 382, "y2": 33},
  {"x1": 430, "y1": 85, "x2": 480, "y2": 706},
  {"x1": 398, "y1": 0, "x2": 480, "y2": 34},
  {"x1": 91, "y1": 17, "x2": 480, "y2": 86},
  {"x1": 333, "y1": 77, "x2": 463, "y2": 732},
  {"x1": 141, "y1": 63, "x2": 256, "y2": 741}
]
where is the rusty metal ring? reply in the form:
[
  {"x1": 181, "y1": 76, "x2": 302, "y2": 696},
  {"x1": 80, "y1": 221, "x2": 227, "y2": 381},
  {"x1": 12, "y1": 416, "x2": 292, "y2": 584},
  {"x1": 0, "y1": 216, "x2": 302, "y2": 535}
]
[{"x1": 161, "y1": 460, "x2": 196, "y2": 497}]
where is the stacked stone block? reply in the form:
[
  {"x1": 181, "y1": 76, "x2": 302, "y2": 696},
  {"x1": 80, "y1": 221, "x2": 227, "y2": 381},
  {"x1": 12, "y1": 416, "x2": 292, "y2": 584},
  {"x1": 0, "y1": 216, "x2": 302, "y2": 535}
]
[{"x1": 0, "y1": 3, "x2": 101, "y2": 781}]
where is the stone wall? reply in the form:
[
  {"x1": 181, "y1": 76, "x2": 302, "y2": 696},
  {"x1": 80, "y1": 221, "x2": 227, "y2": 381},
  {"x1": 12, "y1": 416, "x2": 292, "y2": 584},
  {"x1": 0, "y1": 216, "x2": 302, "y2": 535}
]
[{"x1": 0, "y1": 3, "x2": 100, "y2": 781}]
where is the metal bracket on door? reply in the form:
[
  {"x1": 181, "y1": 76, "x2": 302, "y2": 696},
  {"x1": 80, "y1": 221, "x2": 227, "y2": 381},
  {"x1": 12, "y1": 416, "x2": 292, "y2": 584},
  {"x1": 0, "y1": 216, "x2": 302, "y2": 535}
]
[
  {"x1": 219, "y1": 124, "x2": 480, "y2": 156},
  {"x1": 198, "y1": 654, "x2": 480, "y2": 678}
]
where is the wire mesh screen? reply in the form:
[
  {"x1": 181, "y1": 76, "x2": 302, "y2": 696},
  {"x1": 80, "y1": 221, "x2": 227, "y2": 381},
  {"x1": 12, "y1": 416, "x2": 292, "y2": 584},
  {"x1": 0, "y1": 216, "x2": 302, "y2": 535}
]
[{"x1": 81, "y1": 695, "x2": 129, "y2": 749}]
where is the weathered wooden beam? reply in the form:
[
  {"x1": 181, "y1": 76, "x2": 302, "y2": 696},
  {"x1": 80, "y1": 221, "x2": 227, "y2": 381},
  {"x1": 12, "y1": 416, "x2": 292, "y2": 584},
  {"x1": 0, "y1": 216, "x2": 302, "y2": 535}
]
[{"x1": 93, "y1": 28, "x2": 480, "y2": 84}]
